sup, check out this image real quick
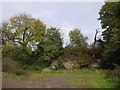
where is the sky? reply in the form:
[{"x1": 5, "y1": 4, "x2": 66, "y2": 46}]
[{"x1": 1, "y1": 2, "x2": 104, "y2": 47}]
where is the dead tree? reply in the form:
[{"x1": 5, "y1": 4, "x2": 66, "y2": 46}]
[
  {"x1": 92, "y1": 29, "x2": 99, "y2": 60},
  {"x1": 93, "y1": 29, "x2": 99, "y2": 48}
]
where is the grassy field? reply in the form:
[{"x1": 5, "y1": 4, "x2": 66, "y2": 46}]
[{"x1": 2, "y1": 68, "x2": 118, "y2": 88}]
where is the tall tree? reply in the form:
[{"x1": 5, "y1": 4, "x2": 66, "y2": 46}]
[
  {"x1": 1, "y1": 14, "x2": 46, "y2": 65},
  {"x1": 98, "y1": 2, "x2": 120, "y2": 68},
  {"x1": 9, "y1": 14, "x2": 46, "y2": 50},
  {"x1": 43, "y1": 27, "x2": 63, "y2": 61},
  {"x1": 33, "y1": 27, "x2": 63, "y2": 67},
  {"x1": 98, "y1": 2, "x2": 120, "y2": 42},
  {"x1": 2, "y1": 14, "x2": 46, "y2": 50}
]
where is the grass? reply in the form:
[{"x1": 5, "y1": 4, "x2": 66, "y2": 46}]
[
  {"x1": 40, "y1": 69, "x2": 118, "y2": 88},
  {"x1": 2, "y1": 68, "x2": 117, "y2": 88},
  {"x1": 66, "y1": 69, "x2": 116, "y2": 88}
]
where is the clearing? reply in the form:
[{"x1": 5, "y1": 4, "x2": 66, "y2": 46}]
[{"x1": 2, "y1": 69, "x2": 116, "y2": 88}]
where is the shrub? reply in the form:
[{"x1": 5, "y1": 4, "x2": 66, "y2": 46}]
[
  {"x1": 112, "y1": 67, "x2": 120, "y2": 89},
  {"x1": 2, "y1": 57, "x2": 26, "y2": 75},
  {"x1": 77, "y1": 56, "x2": 92, "y2": 67},
  {"x1": 2, "y1": 45, "x2": 14, "y2": 58},
  {"x1": 55, "y1": 61, "x2": 65, "y2": 70},
  {"x1": 30, "y1": 65, "x2": 42, "y2": 71},
  {"x1": 58, "y1": 45, "x2": 92, "y2": 68},
  {"x1": 104, "y1": 66, "x2": 120, "y2": 88}
]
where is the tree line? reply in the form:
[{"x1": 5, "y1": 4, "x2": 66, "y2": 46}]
[{"x1": 1, "y1": 2, "x2": 120, "y2": 73}]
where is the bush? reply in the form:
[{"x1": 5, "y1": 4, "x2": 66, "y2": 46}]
[
  {"x1": 29, "y1": 65, "x2": 42, "y2": 71},
  {"x1": 77, "y1": 56, "x2": 92, "y2": 67},
  {"x1": 61, "y1": 45, "x2": 92, "y2": 68},
  {"x1": 105, "y1": 66, "x2": 120, "y2": 78},
  {"x1": 2, "y1": 45, "x2": 14, "y2": 58},
  {"x1": 55, "y1": 61, "x2": 65, "y2": 70},
  {"x1": 3, "y1": 45, "x2": 33, "y2": 66},
  {"x1": 2, "y1": 57, "x2": 26, "y2": 75},
  {"x1": 104, "y1": 66, "x2": 120, "y2": 88}
]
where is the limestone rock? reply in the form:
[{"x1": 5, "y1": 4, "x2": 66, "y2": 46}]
[
  {"x1": 49, "y1": 61, "x2": 59, "y2": 70},
  {"x1": 63, "y1": 61, "x2": 79, "y2": 70},
  {"x1": 42, "y1": 68, "x2": 51, "y2": 72},
  {"x1": 49, "y1": 60, "x2": 79, "y2": 70}
]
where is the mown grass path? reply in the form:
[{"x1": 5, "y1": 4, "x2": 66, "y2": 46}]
[{"x1": 2, "y1": 69, "x2": 116, "y2": 88}]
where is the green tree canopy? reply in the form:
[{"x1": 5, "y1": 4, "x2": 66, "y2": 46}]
[
  {"x1": 98, "y1": 2, "x2": 120, "y2": 42},
  {"x1": 69, "y1": 28, "x2": 88, "y2": 46},
  {"x1": 42, "y1": 27, "x2": 63, "y2": 61},
  {"x1": 1, "y1": 14, "x2": 46, "y2": 66},
  {"x1": 2, "y1": 14, "x2": 46, "y2": 50},
  {"x1": 98, "y1": 2, "x2": 120, "y2": 68}
]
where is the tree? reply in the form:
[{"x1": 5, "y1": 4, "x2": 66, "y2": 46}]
[
  {"x1": 102, "y1": 28, "x2": 120, "y2": 68},
  {"x1": 9, "y1": 14, "x2": 46, "y2": 50},
  {"x1": 93, "y1": 29, "x2": 99, "y2": 48},
  {"x1": 43, "y1": 27, "x2": 63, "y2": 61},
  {"x1": 69, "y1": 28, "x2": 88, "y2": 46},
  {"x1": 98, "y1": 2, "x2": 120, "y2": 68},
  {"x1": 98, "y1": 2, "x2": 120, "y2": 42},
  {"x1": 2, "y1": 22, "x2": 15, "y2": 46},
  {"x1": 32, "y1": 27, "x2": 63, "y2": 68},
  {"x1": 1, "y1": 14, "x2": 46, "y2": 66},
  {"x1": 61, "y1": 28, "x2": 92, "y2": 68},
  {"x1": 91, "y1": 29, "x2": 99, "y2": 59}
]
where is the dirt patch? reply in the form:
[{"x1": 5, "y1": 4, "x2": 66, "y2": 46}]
[{"x1": 2, "y1": 75, "x2": 80, "y2": 88}]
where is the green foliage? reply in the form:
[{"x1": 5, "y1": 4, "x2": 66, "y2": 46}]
[
  {"x1": 89, "y1": 40, "x2": 104, "y2": 60},
  {"x1": 1, "y1": 14, "x2": 63, "y2": 71},
  {"x1": 2, "y1": 13, "x2": 91, "y2": 71},
  {"x1": 60, "y1": 45, "x2": 92, "y2": 68},
  {"x1": 74, "y1": 46, "x2": 92, "y2": 67},
  {"x1": 98, "y1": 3, "x2": 120, "y2": 87},
  {"x1": 104, "y1": 66, "x2": 120, "y2": 88},
  {"x1": 54, "y1": 61, "x2": 65, "y2": 70},
  {"x1": 77, "y1": 56, "x2": 91, "y2": 67},
  {"x1": 2, "y1": 14, "x2": 46, "y2": 49},
  {"x1": 36, "y1": 27, "x2": 63, "y2": 66},
  {"x1": 2, "y1": 45, "x2": 27, "y2": 74},
  {"x1": 27, "y1": 65, "x2": 43, "y2": 71},
  {"x1": 2, "y1": 45, "x2": 13, "y2": 58},
  {"x1": 98, "y1": 2, "x2": 120, "y2": 68},
  {"x1": 98, "y1": 2, "x2": 120, "y2": 30},
  {"x1": 102, "y1": 29, "x2": 120, "y2": 68},
  {"x1": 69, "y1": 28, "x2": 88, "y2": 46},
  {"x1": 98, "y1": 2, "x2": 120, "y2": 42},
  {"x1": 2, "y1": 45, "x2": 33, "y2": 66},
  {"x1": 2, "y1": 57, "x2": 26, "y2": 75}
]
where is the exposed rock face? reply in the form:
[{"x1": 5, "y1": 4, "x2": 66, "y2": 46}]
[
  {"x1": 49, "y1": 61, "x2": 59, "y2": 70},
  {"x1": 42, "y1": 68, "x2": 51, "y2": 72},
  {"x1": 49, "y1": 60, "x2": 79, "y2": 70},
  {"x1": 63, "y1": 61, "x2": 79, "y2": 70}
]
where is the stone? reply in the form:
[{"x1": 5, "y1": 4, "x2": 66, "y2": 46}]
[
  {"x1": 90, "y1": 63, "x2": 100, "y2": 69},
  {"x1": 49, "y1": 60, "x2": 79, "y2": 70},
  {"x1": 49, "y1": 61, "x2": 59, "y2": 70},
  {"x1": 42, "y1": 68, "x2": 51, "y2": 72},
  {"x1": 63, "y1": 61, "x2": 79, "y2": 70}
]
